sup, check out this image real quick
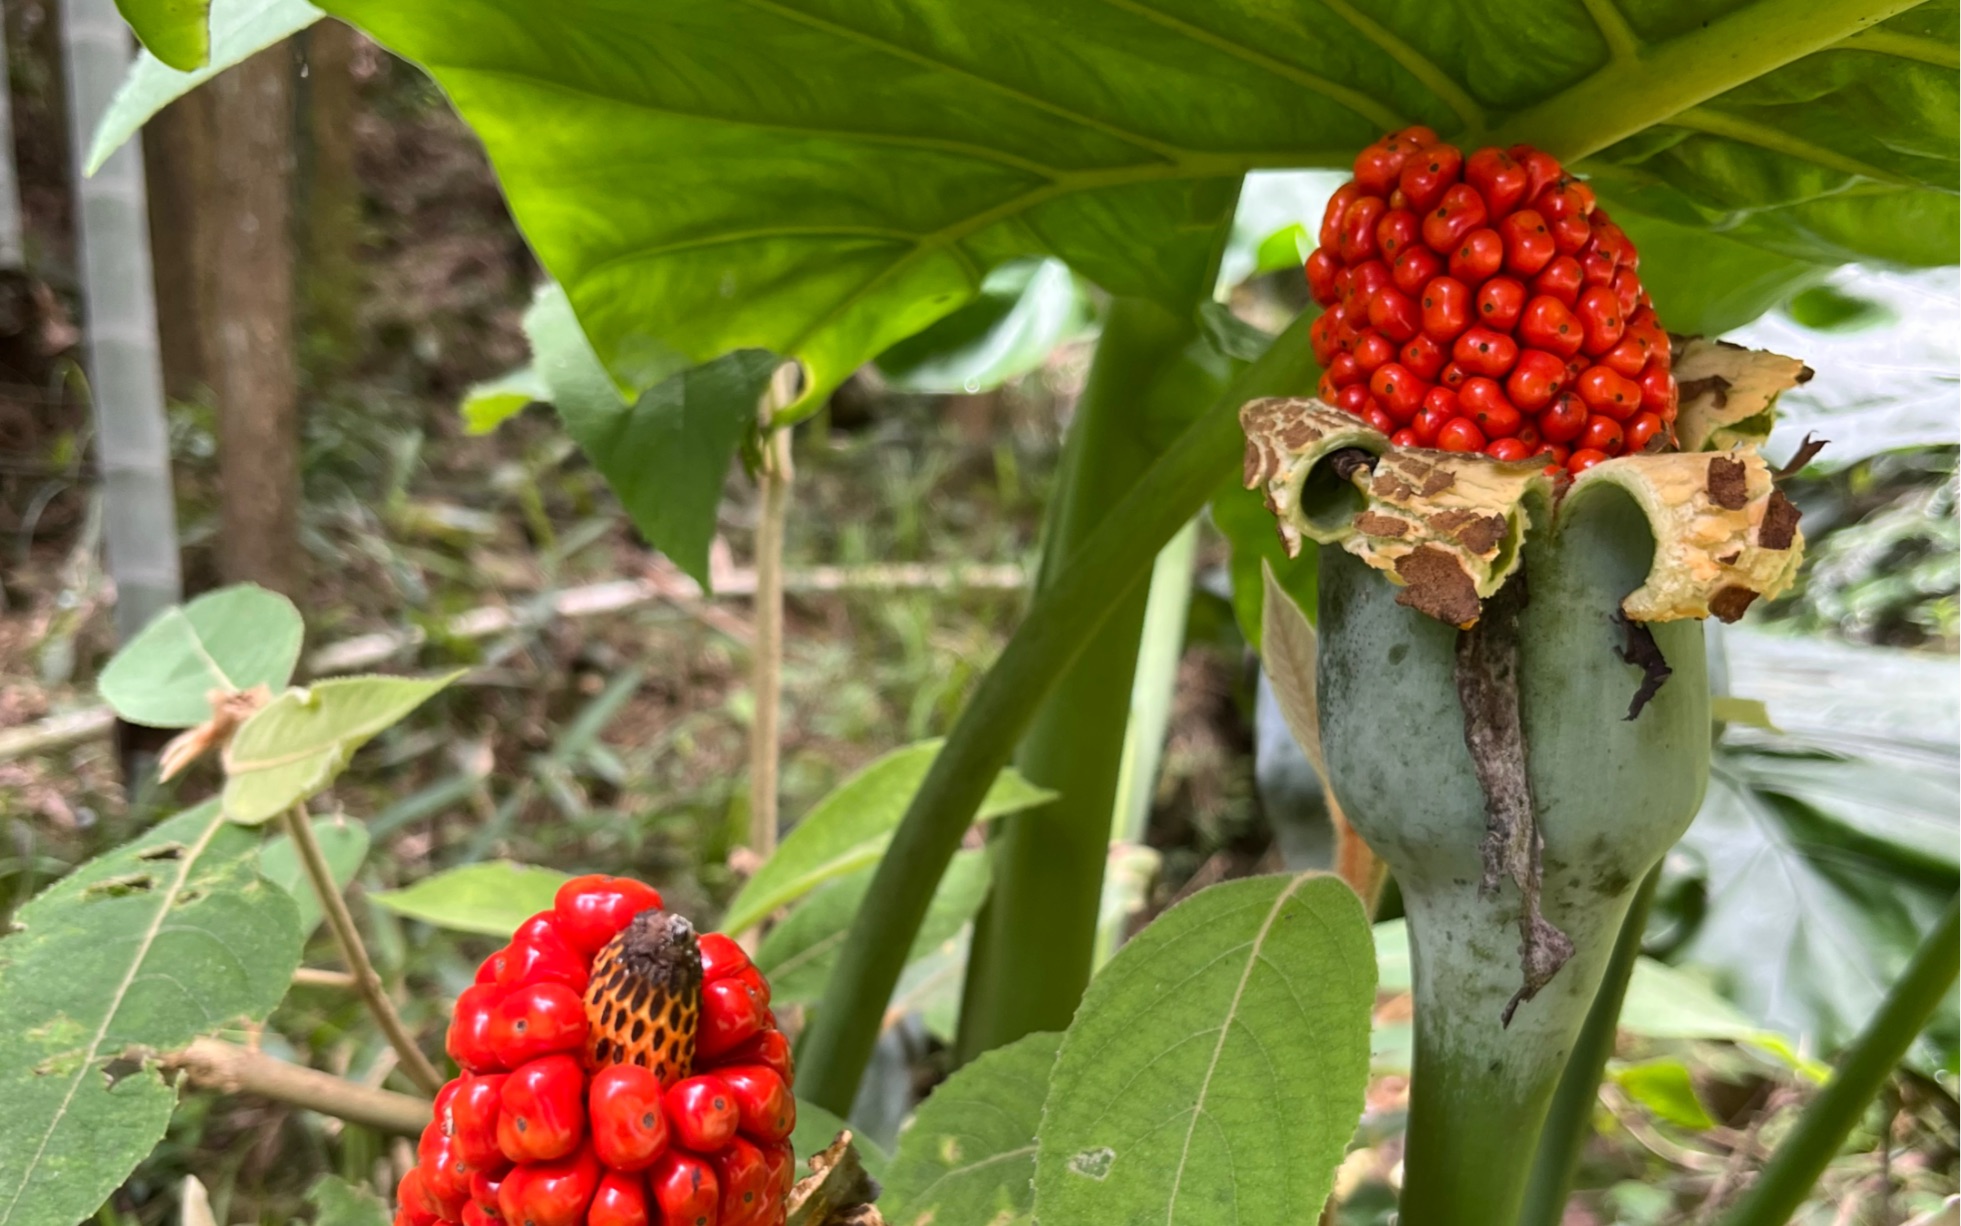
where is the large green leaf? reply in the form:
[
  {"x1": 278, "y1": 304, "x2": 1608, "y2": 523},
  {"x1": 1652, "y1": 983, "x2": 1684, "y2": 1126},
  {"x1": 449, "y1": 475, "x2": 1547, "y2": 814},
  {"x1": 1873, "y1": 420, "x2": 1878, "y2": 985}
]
[
  {"x1": 755, "y1": 849, "x2": 990, "y2": 1006},
  {"x1": 882, "y1": 1030, "x2": 1061, "y2": 1226},
  {"x1": 260, "y1": 816, "x2": 371, "y2": 938},
  {"x1": 1033, "y1": 874, "x2": 1374, "y2": 1225},
  {"x1": 222, "y1": 672, "x2": 461, "y2": 824},
  {"x1": 98, "y1": 584, "x2": 304, "y2": 728},
  {"x1": 0, "y1": 802, "x2": 303, "y2": 1226},
  {"x1": 88, "y1": 0, "x2": 326, "y2": 174},
  {"x1": 311, "y1": 0, "x2": 1954, "y2": 416},
  {"x1": 720, "y1": 741, "x2": 1054, "y2": 935},
  {"x1": 368, "y1": 862, "x2": 572, "y2": 937}
]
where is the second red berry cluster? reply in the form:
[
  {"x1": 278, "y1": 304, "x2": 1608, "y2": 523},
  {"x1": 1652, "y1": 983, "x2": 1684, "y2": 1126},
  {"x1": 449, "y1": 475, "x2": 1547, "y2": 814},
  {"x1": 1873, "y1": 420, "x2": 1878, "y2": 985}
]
[
  {"x1": 398, "y1": 876, "x2": 796, "y2": 1226},
  {"x1": 1306, "y1": 128, "x2": 1680, "y2": 476}
]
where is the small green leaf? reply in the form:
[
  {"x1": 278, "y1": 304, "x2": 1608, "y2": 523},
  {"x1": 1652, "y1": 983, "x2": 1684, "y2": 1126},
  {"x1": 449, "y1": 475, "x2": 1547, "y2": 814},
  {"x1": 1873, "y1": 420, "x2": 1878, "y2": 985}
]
[
  {"x1": 789, "y1": 1101, "x2": 890, "y2": 1185},
  {"x1": 260, "y1": 816, "x2": 370, "y2": 938},
  {"x1": 876, "y1": 259, "x2": 1091, "y2": 394},
  {"x1": 1783, "y1": 284, "x2": 1894, "y2": 332},
  {"x1": 883, "y1": 1031, "x2": 1061, "y2": 1226},
  {"x1": 0, "y1": 802, "x2": 303, "y2": 1226},
  {"x1": 721, "y1": 741, "x2": 1054, "y2": 935},
  {"x1": 368, "y1": 862, "x2": 571, "y2": 937},
  {"x1": 461, "y1": 364, "x2": 549, "y2": 434},
  {"x1": 306, "y1": 1174, "x2": 389, "y2": 1226},
  {"x1": 114, "y1": 0, "x2": 213, "y2": 72},
  {"x1": 1034, "y1": 875, "x2": 1374, "y2": 1225},
  {"x1": 98, "y1": 584, "x2": 304, "y2": 728},
  {"x1": 1611, "y1": 1058, "x2": 1716, "y2": 1130},
  {"x1": 756, "y1": 850, "x2": 990, "y2": 1006},
  {"x1": 90, "y1": 0, "x2": 326, "y2": 173},
  {"x1": 222, "y1": 672, "x2": 461, "y2": 824}
]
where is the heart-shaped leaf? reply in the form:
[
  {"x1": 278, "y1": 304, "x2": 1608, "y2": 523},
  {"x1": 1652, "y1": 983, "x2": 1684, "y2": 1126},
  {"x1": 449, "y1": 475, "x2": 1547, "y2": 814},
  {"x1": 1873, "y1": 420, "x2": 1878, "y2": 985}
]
[{"x1": 98, "y1": 584, "x2": 304, "y2": 728}]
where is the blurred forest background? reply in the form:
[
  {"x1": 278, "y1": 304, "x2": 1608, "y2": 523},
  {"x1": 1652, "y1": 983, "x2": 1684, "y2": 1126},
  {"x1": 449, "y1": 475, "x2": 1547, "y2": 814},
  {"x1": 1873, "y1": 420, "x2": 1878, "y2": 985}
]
[{"x1": 0, "y1": 7, "x2": 1954, "y2": 1224}]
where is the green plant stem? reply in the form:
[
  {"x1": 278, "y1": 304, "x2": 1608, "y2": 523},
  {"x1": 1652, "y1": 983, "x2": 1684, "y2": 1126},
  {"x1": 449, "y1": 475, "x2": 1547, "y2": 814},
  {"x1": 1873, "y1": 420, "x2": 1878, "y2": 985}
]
[
  {"x1": 282, "y1": 806, "x2": 445, "y2": 1095},
  {"x1": 1520, "y1": 865, "x2": 1661, "y2": 1226},
  {"x1": 1719, "y1": 895, "x2": 1960, "y2": 1226},
  {"x1": 796, "y1": 309, "x2": 1320, "y2": 1114},
  {"x1": 955, "y1": 298, "x2": 1196, "y2": 1064}
]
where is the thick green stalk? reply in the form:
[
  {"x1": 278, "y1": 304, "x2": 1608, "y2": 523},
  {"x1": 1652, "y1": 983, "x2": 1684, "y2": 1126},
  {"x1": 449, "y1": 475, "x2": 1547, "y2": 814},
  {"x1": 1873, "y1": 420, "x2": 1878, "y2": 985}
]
[
  {"x1": 1520, "y1": 866, "x2": 1662, "y2": 1226},
  {"x1": 795, "y1": 310, "x2": 1319, "y2": 1113},
  {"x1": 1720, "y1": 895, "x2": 1960, "y2": 1226},
  {"x1": 955, "y1": 298, "x2": 1198, "y2": 1063}
]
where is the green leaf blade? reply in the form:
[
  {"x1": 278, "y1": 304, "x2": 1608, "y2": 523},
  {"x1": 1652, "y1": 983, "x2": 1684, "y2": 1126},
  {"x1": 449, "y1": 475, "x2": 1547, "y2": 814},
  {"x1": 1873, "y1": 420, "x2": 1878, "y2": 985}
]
[
  {"x1": 883, "y1": 1030, "x2": 1060, "y2": 1226},
  {"x1": 368, "y1": 862, "x2": 572, "y2": 937},
  {"x1": 114, "y1": 0, "x2": 213, "y2": 73},
  {"x1": 1033, "y1": 874, "x2": 1375, "y2": 1226},
  {"x1": 98, "y1": 584, "x2": 304, "y2": 728}
]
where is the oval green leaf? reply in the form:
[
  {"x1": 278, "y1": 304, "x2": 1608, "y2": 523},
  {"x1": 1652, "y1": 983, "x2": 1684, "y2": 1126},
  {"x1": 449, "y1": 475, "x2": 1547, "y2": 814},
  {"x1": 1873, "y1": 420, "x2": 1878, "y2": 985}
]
[
  {"x1": 883, "y1": 1030, "x2": 1061, "y2": 1226},
  {"x1": 1034, "y1": 874, "x2": 1374, "y2": 1226},
  {"x1": 369, "y1": 861, "x2": 572, "y2": 937},
  {"x1": 98, "y1": 584, "x2": 304, "y2": 728}
]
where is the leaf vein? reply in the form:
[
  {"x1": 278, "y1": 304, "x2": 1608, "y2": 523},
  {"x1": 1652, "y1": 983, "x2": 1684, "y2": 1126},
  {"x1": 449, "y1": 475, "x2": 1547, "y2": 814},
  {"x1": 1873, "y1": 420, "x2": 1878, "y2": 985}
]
[{"x1": 1314, "y1": 0, "x2": 1486, "y2": 131}]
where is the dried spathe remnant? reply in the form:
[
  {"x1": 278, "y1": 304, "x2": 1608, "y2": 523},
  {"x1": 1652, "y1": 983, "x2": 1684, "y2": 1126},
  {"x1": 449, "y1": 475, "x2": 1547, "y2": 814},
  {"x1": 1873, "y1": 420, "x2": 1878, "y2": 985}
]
[{"x1": 1672, "y1": 337, "x2": 1812, "y2": 452}]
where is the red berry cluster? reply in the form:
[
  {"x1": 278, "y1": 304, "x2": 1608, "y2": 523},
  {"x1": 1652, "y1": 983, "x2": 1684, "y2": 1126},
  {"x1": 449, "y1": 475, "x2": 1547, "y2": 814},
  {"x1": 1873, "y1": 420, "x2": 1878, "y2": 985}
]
[
  {"x1": 1305, "y1": 129, "x2": 1679, "y2": 476},
  {"x1": 397, "y1": 876, "x2": 796, "y2": 1226}
]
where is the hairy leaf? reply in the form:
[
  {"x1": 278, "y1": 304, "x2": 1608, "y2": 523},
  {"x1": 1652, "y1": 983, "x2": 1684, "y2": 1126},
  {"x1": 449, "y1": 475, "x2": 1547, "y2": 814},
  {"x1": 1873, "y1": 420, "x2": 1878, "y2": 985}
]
[
  {"x1": 882, "y1": 1031, "x2": 1060, "y2": 1226},
  {"x1": 0, "y1": 802, "x2": 302, "y2": 1226},
  {"x1": 721, "y1": 740, "x2": 1054, "y2": 935},
  {"x1": 98, "y1": 584, "x2": 304, "y2": 728},
  {"x1": 223, "y1": 672, "x2": 460, "y2": 824},
  {"x1": 1033, "y1": 874, "x2": 1373, "y2": 1225},
  {"x1": 368, "y1": 861, "x2": 572, "y2": 937}
]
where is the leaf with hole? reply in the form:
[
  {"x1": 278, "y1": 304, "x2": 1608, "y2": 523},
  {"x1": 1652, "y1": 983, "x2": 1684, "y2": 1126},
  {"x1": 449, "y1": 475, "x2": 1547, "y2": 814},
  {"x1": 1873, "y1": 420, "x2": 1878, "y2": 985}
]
[
  {"x1": 1034, "y1": 874, "x2": 1373, "y2": 1225},
  {"x1": 368, "y1": 861, "x2": 573, "y2": 937},
  {"x1": 98, "y1": 584, "x2": 304, "y2": 728},
  {"x1": 222, "y1": 672, "x2": 461, "y2": 825},
  {"x1": 721, "y1": 740, "x2": 1053, "y2": 935},
  {"x1": 0, "y1": 802, "x2": 302, "y2": 1226},
  {"x1": 882, "y1": 1030, "x2": 1060, "y2": 1226}
]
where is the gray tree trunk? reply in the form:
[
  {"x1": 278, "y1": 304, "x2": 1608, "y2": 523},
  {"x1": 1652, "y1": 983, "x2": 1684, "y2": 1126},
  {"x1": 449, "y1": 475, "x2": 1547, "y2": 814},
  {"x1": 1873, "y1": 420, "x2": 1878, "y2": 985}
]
[{"x1": 59, "y1": 0, "x2": 182, "y2": 640}]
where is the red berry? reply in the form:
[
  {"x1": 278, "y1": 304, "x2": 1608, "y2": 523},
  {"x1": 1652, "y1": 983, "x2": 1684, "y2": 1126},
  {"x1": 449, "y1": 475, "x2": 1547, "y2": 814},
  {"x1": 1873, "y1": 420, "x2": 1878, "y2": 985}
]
[
  {"x1": 1310, "y1": 312, "x2": 1341, "y2": 367},
  {"x1": 1486, "y1": 438, "x2": 1533, "y2": 462},
  {"x1": 1304, "y1": 249, "x2": 1342, "y2": 305},
  {"x1": 1398, "y1": 144, "x2": 1462, "y2": 213},
  {"x1": 1338, "y1": 194, "x2": 1387, "y2": 263},
  {"x1": 1600, "y1": 337, "x2": 1649, "y2": 379},
  {"x1": 1518, "y1": 296, "x2": 1583, "y2": 358},
  {"x1": 1419, "y1": 276, "x2": 1471, "y2": 342},
  {"x1": 1352, "y1": 331, "x2": 1395, "y2": 372},
  {"x1": 1625, "y1": 411, "x2": 1665, "y2": 452},
  {"x1": 1568, "y1": 447, "x2": 1610, "y2": 475},
  {"x1": 1436, "y1": 418, "x2": 1487, "y2": 453},
  {"x1": 1458, "y1": 376, "x2": 1514, "y2": 421},
  {"x1": 1391, "y1": 245, "x2": 1443, "y2": 295},
  {"x1": 649, "y1": 1152, "x2": 720, "y2": 1226},
  {"x1": 1335, "y1": 384, "x2": 1373, "y2": 419},
  {"x1": 1367, "y1": 285, "x2": 1421, "y2": 342},
  {"x1": 1422, "y1": 183, "x2": 1488, "y2": 253},
  {"x1": 1510, "y1": 146, "x2": 1563, "y2": 198},
  {"x1": 1612, "y1": 268, "x2": 1644, "y2": 317},
  {"x1": 1353, "y1": 142, "x2": 1406, "y2": 196},
  {"x1": 398, "y1": 1169, "x2": 443, "y2": 1225},
  {"x1": 1504, "y1": 349, "x2": 1569, "y2": 412},
  {"x1": 451, "y1": 1073, "x2": 509, "y2": 1170},
  {"x1": 1639, "y1": 366, "x2": 1679, "y2": 420},
  {"x1": 450, "y1": 985, "x2": 508, "y2": 1075},
  {"x1": 553, "y1": 876, "x2": 665, "y2": 959},
  {"x1": 1451, "y1": 326, "x2": 1518, "y2": 378},
  {"x1": 698, "y1": 934, "x2": 752, "y2": 983},
  {"x1": 1470, "y1": 398, "x2": 1522, "y2": 439},
  {"x1": 1390, "y1": 429, "x2": 1420, "y2": 448},
  {"x1": 761, "y1": 1144, "x2": 795, "y2": 1206},
  {"x1": 718, "y1": 1066, "x2": 796, "y2": 1145},
  {"x1": 1368, "y1": 363, "x2": 1426, "y2": 423},
  {"x1": 1341, "y1": 259, "x2": 1390, "y2": 312},
  {"x1": 1531, "y1": 256, "x2": 1583, "y2": 307},
  {"x1": 1538, "y1": 393, "x2": 1587, "y2": 444},
  {"x1": 1320, "y1": 184, "x2": 1361, "y2": 248},
  {"x1": 589, "y1": 1064, "x2": 670, "y2": 1173},
  {"x1": 1576, "y1": 365, "x2": 1642, "y2": 419},
  {"x1": 1475, "y1": 277, "x2": 1526, "y2": 330},
  {"x1": 1362, "y1": 405, "x2": 1397, "y2": 435},
  {"x1": 1576, "y1": 285, "x2": 1625, "y2": 356},
  {"x1": 1549, "y1": 213, "x2": 1591, "y2": 254},
  {"x1": 1326, "y1": 353, "x2": 1366, "y2": 388},
  {"x1": 1399, "y1": 334, "x2": 1445, "y2": 381},
  {"x1": 1580, "y1": 415, "x2": 1625, "y2": 454},
  {"x1": 714, "y1": 1138, "x2": 772, "y2": 1226},
  {"x1": 699, "y1": 978, "x2": 769, "y2": 1060},
  {"x1": 491, "y1": 983, "x2": 590, "y2": 1068},
  {"x1": 665, "y1": 1076, "x2": 740, "y2": 1153},
  {"x1": 419, "y1": 1127, "x2": 475, "y2": 1220},
  {"x1": 460, "y1": 1201, "x2": 499, "y2": 1226},
  {"x1": 499, "y1": 1055, "x2": 586, "y2": 1164},
  {"x1": 1579, "y1": 246, "x2": 1616, "y2": 287},
  {"x1": 1465, "y1": 147, "x2": 1531, "y2": 216},
  {"x1": 1410, "y1": 406, "x2": 1448, "y2": 447},
  {"x1": 1515, "y1": 422, "x2": 1543, "y2": 452},
  {"x1": 495, "y1": 931, "x2": 589, "y2": 997},
  {"x1": 587, "y1": 1172, "x2": 652, "y2": 1226},
  {"x1": 1498, "y1": 210, "x2": 1554, "y2": 276},
  {"x1": 1375, "y1": 208, "x2": 1420, "y2": 261},
  {"x1": 730, "y1": 966, "x2": 772, "y2": 1007},
  {"x1": 500, "y1": 1147, "x2": 601, "y2": 1226},
  {"x1": 1447, "y1": 228, "x2": 1504, "y2": 282}
]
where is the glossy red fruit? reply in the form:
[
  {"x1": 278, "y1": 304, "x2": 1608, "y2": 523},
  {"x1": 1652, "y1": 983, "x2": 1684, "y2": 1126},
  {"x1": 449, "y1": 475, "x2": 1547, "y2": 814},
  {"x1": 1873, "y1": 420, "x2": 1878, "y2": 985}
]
[
  {"x1": 1409, "y1": 407, "x2": 1447, "y2": 448},
  {"x1": 1465, "y1": 147, "x2": 1531, "y2": 216},
  {"x1": 1320, "y1": 183, "x2": 1361, "y2": 248},
  {"x1": 398, "y1": 1169, "x2": 443, "y2": 1225},
  {"x1": 495, "y1": 930, "x2": 589, "y2": 997},
  {"x1": 1436, "y1": 417, "x2": 1487, "y2": 453},
  {"x1": 1422, "y1": 183, "x2": 1487, "y2": 253},
  {"x1": 1437, "y1": 362, "x2": 1469, "y2": 391},
  {"x1": 1338, "y1": 194, "x2": 1386, "y2": 264},
  {"x1": 1567, "y1": 447, "x2": 1610, "y2": 475},
  {"x1": 697, "y1": 934, "x2": 752, "y2": 983},
  {"x1": 1531, "y1": 256, "x2": 1583, "y2": 307},
  {"x1": 1511, "y1": 146, "x2": 1563, "y2": 198},
  {"x1": 1341, "y1": 259, "x2": 1390, "y2": 311},
  {"x1": 500, "y1": 1148, "x2": 601, "y2": 1226},
  {"x1": 1367, "y1": 286, "x2": 1421, "y2": 343},
  {"x1": 1518, "y1": 296, "x2": 1582, "y2": 358},
  {"x1": 1363, "y1": 405, "x2": 1397, "y2": 435},
  {"x1": 452, "y1": 1074, "x2": 510, "y2": 1169},
  {"x1": 1335, "y1": 384, "x2": 1373, "y2": 419},
  {"x1": 1447, "y1": 228, "x2": 1504, "y2": 283},
  {"x1": 1391, "y1": 245, "x2": 1443, "y2": 295},
  {"x1": 1419, "y1": 276, "x2": 1471, "y2": 342},
  {"x1": 492, "y1": 983, "x2": 590, "y2": 1068},
  {"x1": 1474, "y1": 277, "x2": 1525, "y2": 331},
  {"x1": 1579, "y1": 246, "x2": 1616, "y2": 287},
  {"x1": 699, "y1": 978, "x2": 770, "y2": 1060},
  {"x1": 420, "y1": 1128, "x2": 476, "y2": 1220},
  {"x1": 665, "y1": 1076, "x2": 740, "y2": 1154},
  {"x1": 760, "y1": 1145, "x2": 795, "y2": 1207},
  {"x1": 1351, "y1": 331, "x2": 1395, "y2": 373},
  {"x1": 649, "y1": 1152, "x2": 720, "y2": 1226},
  {"x1": 1304, "y1": 248, "x2": 1343, "y2": 305},
  {"x1": 1368, "y1": 363, "x2": 1426, "y2": 423},
  {"x1": 1390, "y1": 428, "x2": 1421, "y2": 448},
  {"x1": 1576, "y1": 285, "x2": 1625, "y2": 356},
  {"x1": 714, "y1": 1138, "x2": 772, "y2": 1226},
  {"x1": 1639, "y1": 366, "x2": 1679, "y2": 420},
  {"x1": 1611, "y1": 267, "x2": 1643, "y2": 316},
  {"x1": 1486, "y1": 438, "x2": 1533, "y2": 462},
  {"x1": 461, "y1": 1201, "x2": 500, "y2": 1226},
  {"x1": 1575, "y1": 366, "x2": 1642, "y2": 419},
  {"x1": 1451, "y1": 326, "x2": 1518, "y2": 378},
  {"x1": 1399, "y1": 335, "x2": 1446, "y2": 381},
  {"x1": 1600, "y1": 337, "x2": 1649, "y2": 379},
  {"x1": 1310, "y1": 313, "x2": 1342, "y2": 367},
  {"x1": 1457, "y1": 376, "x2": 1514, "y2": 421},
  {"x1": 1504, "y1": 349, "x2": 1569, "y2": 413},
  {"x1": 1469, "y1": 397, "x2": 1522, "y2": 439},
  {"x1": 1580, "y1": 415, "x2": 1625, "y2": 454},
  {"x1": 499, "y1": 1055, "x2": 587, "y2": 1164},
  {"x1": 553, "y1": 876, "x2": 665, "y2": 959},
  {"x1": 1498, "y1": 210, "x2": 1554, "y2": 276},
  {"x1": 719, "y1": 1066, "x2": 795, "y2": 1145},
  {"x1": 587, "y1": 1064, "x2": 670, "y2": 1173},
  {"x1": 450, "y1": 985, "x2": 508, "y2": 1074},
  {"x1": 470, "y1": 1170, "x2": 505, "y2": 1216},
  {"x1": 1326, "y1": 352, "x2": 1366, "y2": 389},
  {"x1": 1398, "y1": 144, "x2": 1462, "y2": 213},
  {"x1": 1625, "y1": 411, "x2": 1666, "y2": 452},
  {"x1": 1539, "y1": 392, "x2": 1588, "y2": 444},
  {"x1": 587, "y1": 1172, "x2": 652, "y2": 1226},
  {"x1": 1375, "y1": 207, "x2": 1421, "y2": 261}
]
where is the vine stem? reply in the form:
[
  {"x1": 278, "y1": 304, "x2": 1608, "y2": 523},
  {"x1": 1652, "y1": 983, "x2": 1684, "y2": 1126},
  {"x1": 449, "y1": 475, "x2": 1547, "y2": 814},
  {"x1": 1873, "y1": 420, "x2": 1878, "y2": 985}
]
[
  {"x1": 748, "y1": 421, "x2": 793, "y2": 857},
  {"x1": 282, "y1": 806, "x2": 445, "y2": 1095},
  {"x1": 163, "y1": 1037, "x2": 429, "y2": 1134},
  {"x1": 1719, "y1": 894, "x2": 1960, "y2": 1226},
  {"x1": 796, "y1": 309, "x2": 1321, "y2": 1112}
]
